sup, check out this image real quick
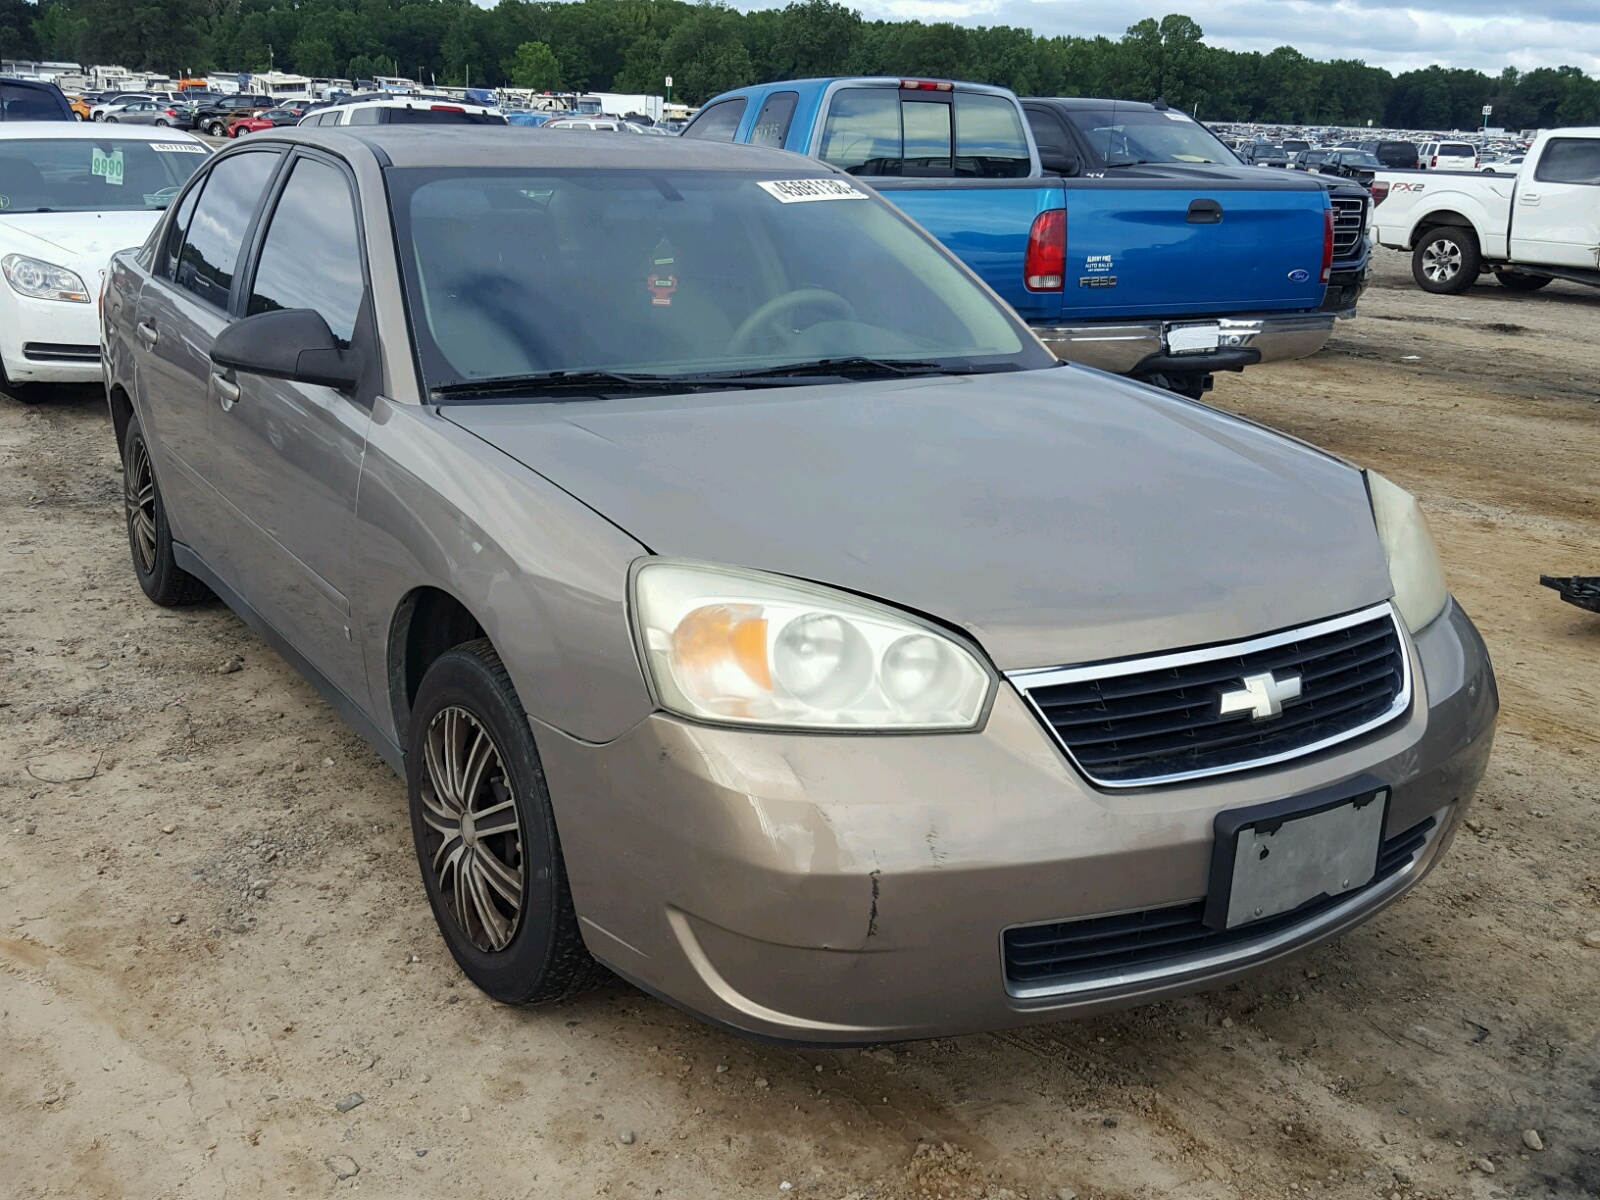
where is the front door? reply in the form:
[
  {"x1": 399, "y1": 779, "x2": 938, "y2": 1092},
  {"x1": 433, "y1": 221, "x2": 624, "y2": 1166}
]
[
  {"x1": 133, "y1": 148, "x2": 282, "y2": 551},
  {"x1": 203, "y1": 151, "x2": 374, "y2": 706},
  {"x1": 1510, "y1": 137, "x2": 1600, "y2": 270}
]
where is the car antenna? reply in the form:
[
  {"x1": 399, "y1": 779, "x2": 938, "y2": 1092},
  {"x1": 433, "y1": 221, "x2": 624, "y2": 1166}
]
[{"x1": 1153, "y1": 96, "x2": 1169, "y2": 111}]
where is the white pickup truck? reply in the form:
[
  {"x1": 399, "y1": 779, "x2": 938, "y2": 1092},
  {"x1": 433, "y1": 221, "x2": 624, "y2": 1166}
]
[{"x1": 1372, "y1": 127, "x2": 1600, "y2": 295}]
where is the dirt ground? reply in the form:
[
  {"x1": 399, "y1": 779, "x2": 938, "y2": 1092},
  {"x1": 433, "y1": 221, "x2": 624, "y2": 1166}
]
[{"x1": 2, "y1": 249, "x2": 1597, "y2": 1200}]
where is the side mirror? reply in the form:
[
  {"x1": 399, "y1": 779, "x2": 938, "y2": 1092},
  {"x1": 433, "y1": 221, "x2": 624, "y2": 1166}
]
[
  {"x1": 1039, "y1": 152, "x2": 1079, "y2": 177},
  {"x1": 210, "y1": 308, "x2": 359, "y2": 391}
]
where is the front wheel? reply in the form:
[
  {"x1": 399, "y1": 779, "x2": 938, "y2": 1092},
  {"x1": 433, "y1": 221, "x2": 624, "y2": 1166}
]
[
  {"x1": 407, "y1": 639, "x2": 606, "y2": 1005},
  {"x1": 121, "y1": 414, "x2": 212, "y2": 606},
  {"x1": 1413, "y1": 226, "x2": 1481, "y2": 295},
  {"x1": 104, "y1": 115, "x2": 118, "y2": 123},
  {"x1": 92, "y1": 111, "x2": 104, "y2": 121},
  {"x1": 206, "y1": 120, "x2": 225, "y2": 137}
]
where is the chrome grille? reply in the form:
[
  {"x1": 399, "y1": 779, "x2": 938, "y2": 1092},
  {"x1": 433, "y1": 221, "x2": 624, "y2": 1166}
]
[
  {"x1": 1011, "y1": 604, "x2": 1411, "y2": 788},
  {"x1": 1331, "y1": 195, "x2": 1366, "y2": 258}
]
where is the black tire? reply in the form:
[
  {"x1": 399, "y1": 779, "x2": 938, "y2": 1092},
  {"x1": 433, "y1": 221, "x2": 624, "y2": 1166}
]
[
  {"x1": 92, "y1": 111, "x2": 104, "y2": 121},
  {"x1": 407, "y1": 639, "x2": 606, "y2": 1005},
  {"x1": 121, "y1": 415, "x2": 212, "y2": 606},
  {"x1": 154, "y1": 118, "x2": 168, "y2": 127},
  {"x1": 1496, "y1": 271, "x2": 1552, "y2": 292},
  {"x1": 206, "y1": 120, "x2": 225, "y2": 137},
  {"x1": 105, "y1": 115, "x2": 118, "y2": 123},
  {"x1": 1412, "y1": 226, "x2": 1481, "y2": 295},
  {"x1": 0, "y1": 358, "x2": 45, "y2": 404}
]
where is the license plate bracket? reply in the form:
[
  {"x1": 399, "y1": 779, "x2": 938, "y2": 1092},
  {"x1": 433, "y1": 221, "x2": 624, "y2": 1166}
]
[
  {"x1": 1203, "y1": 777, "x2": 1389, "y2": 931},
  {"x1": 1166, "y1": 323, "x2": 1221, "y2": 355}
]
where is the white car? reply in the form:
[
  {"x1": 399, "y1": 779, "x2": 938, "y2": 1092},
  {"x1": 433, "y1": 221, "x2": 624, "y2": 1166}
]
[
  {"x1": 1417, "y1": 140, "x2": 1478, "y2": 171},
  {"x1": 297, "y1": 95, "x2": 507, "y2": 127},
  {"x1": 0, "y1": 124, "x2": 209, "y2": 391}
]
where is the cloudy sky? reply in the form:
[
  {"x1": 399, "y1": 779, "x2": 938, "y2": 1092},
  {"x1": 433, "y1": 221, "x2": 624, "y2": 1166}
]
[{"x1": 745, "y1": 0, "x2": 1600, "y2": 74}]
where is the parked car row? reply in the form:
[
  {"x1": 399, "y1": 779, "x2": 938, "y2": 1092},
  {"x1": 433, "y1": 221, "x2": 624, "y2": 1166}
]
[{"x1": 90, "y1": 121, "x2": 1495, "y2": 1042}]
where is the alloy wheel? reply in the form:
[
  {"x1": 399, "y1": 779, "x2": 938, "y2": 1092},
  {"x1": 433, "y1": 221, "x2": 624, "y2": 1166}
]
[
  {"x1": 125, "y1": 437, "x2": 157, "y2": 573},
  {"x1": 419, "y1": 706, "x2": 525, "y2": 952},
  {"x1": 1422, "y1": 238, "x2": 1462, "y2": 284}
]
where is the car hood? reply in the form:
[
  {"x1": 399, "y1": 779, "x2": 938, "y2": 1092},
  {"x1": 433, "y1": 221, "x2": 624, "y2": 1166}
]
[
  {"x1": 0, "y1": 210, "x2": 160, "y2": 265},
  {"x1": 444, "y1": 368, "x2": 1394, "y2": 670}
]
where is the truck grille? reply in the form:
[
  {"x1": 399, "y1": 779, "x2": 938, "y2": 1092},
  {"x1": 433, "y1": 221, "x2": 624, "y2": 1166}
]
[
  {"x1": 1010, "y1": 604, "x2": 1410, "y2": 788},
  {"x1": 1003, "y1": 815, "x2": 1435, "y2": 993},
  {"x1": 1331, "y1": 195, "x2": 1366, "y2": 259}
]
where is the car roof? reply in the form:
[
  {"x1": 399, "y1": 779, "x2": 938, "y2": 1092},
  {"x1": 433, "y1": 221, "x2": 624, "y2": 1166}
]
[
  {"x1": 250, "y1": 126, "x2": 833, "y2": 172},
  {"x1": 0, "y1": 122, "x2": 207, "y2": 143},
  {"x1": 1023, "y1": 97, "x2": 1159, "y2": 112}
]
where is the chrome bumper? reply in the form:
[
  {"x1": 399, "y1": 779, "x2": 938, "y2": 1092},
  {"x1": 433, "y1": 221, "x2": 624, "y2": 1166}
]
[{"x1": 1031, "y1": 311, "x2": 1336, "y2": 375}]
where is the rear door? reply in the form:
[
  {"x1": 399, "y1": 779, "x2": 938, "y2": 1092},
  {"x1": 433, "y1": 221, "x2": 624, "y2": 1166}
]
[
  {"x1": 204, "y1": 150, "x2": 374, "y2": 702},
  {"x1": 1056, "y1": 176, "x2": 1329, "y2": 320},
  {"x1": 1510, "y1": 137, "x2": 1600, "y2": 270},
  {"x1": 133, "y1": 148, "x2": 283, "y2": 546}
]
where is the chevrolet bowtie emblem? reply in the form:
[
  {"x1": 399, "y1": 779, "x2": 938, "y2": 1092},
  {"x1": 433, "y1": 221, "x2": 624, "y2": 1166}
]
[{"x1": 1218, "y1": 672, "x2": 1302, "y2": 721}]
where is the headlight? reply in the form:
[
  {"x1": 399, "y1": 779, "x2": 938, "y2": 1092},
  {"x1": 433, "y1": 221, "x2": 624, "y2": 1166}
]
[
  {"x1": 632, "y1": 560, "x2": 994, "y2": 731},
  {"x1": 2, "y1": 254, "x2": 90, "y2": 303},
  {"x1": 1366, "y1": 471, "x2": 1448, "y2": 633}
]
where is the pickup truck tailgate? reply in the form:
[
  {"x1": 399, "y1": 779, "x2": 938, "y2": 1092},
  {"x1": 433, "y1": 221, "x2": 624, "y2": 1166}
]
[
  {"x1": 870, "y1": 179, "x2": 1066, "y2": 323},
  {"x1": 1057, "y1": 179, "x2": 1329, "y2": 319}
]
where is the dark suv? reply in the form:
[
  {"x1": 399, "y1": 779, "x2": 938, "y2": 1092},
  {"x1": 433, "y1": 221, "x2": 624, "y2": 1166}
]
[
  {"x1": 1358, "y1": 140, "x2": 1420, "y2": 170},
  {"x1": 192, "y1": 93, "x2": 275, "y2": 137},
  {"x1": 0, "y1": 78, "x2": 75, "y2": 121}
]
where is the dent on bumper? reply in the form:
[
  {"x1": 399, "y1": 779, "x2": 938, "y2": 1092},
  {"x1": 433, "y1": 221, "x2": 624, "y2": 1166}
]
[
  {"x1": 1032, "y1": 312, "x2": 1335, "y2": 375},
  {"x1": 538, "y1": 600, "x2": 1496, "y2": 1043}
]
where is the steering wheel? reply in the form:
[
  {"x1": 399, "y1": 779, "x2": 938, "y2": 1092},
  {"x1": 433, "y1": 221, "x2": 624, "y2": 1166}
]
[{"x1": 726, "y1": 289, "x2": 857, "y2": 357}]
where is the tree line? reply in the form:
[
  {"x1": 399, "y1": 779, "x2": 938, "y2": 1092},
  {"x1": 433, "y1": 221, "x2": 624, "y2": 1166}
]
[{"x1": 3, "y1": 0, "x2": 1598, "y2": 129}]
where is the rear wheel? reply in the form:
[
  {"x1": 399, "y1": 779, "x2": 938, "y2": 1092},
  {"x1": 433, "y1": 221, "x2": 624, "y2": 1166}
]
[
  {"x1": 121, "y1": 415, "x2": 212, "y2": 607},
  {"x1": 104, "y1": 115, "x2": 118, "y2": 123},
  {"x1": 206, "y1": 120, "x2": 225, "y2": 137},
  {"x1": 406, "y1": 639, "x2": 606, "y2": 1005},
  {"x1": 1413, "y1": 226, "x2": 1481, "y2": 295},
  {"x1": 154, "y1": 117, "x2": 168, "y2": 127},
  {"x1": 1496, "y1": 271, "x2": 1552, "y2": 292}
]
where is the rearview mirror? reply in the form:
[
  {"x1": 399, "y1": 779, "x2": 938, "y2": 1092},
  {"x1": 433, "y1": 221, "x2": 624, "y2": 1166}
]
[
  {"x1": 210, "y1": 308, "x2": 359, "y2": 391},
  {"x1": 1039, "y1": 152, "x2": 1079, "y2": 177}
]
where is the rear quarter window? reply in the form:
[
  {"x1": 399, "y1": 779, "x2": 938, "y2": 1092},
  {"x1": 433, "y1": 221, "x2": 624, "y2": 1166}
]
[
  {"x1": 1535, "y1": 138, "x2": 1600, "y2": 186},
  {"x1": 682, "y1": 98, "x2": 747, "y2": 142}
]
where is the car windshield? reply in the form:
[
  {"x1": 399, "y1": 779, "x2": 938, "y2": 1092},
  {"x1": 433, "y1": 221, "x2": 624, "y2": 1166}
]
[
  {"x1": 1064, "y1": 108, "x2": 1235, "y2": 165},
  {"x1": 389, "y1": 167, "x2": 1048, "y2": 396},
  {"x1": 0, "y1": 137, "x2": 207, "y2": 211},
  {"x1": 1337, "y1": 152, "x2": 1382, "y2": 168}
]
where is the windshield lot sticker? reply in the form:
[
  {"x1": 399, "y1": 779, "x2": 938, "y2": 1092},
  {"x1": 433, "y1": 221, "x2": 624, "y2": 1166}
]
[
  {"x1": 150, "y1": 142, "x2": 207, "y2": 154},
  {"x1": 757, "y1": 179, "x2": 867, "y2": 203},
  {"x1": 91, "y1": 147, "x2": 125, "y2": 186}
]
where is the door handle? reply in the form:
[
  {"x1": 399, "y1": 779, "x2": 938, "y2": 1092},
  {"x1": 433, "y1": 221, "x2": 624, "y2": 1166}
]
[
  {"x1": 1186, "y1": 198, "x2": 1224, "y2": 224},
  {"x1": 136, "y1": 321, "x2": 159, "y2": 346},
  {"x1": 212, "y1": 372, "x2": 241, "y2": 406},
  {"x1": 1520, "y1": 193, "x2": 1540, "y2": 205}
]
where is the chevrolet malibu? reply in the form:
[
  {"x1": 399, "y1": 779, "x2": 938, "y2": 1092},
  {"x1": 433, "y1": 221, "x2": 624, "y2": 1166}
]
[
  {"x1": 101, "y1": 129, "x2": 1496, "y2": 1042},
  {"x1": 0, "y1": 122, "x2": 208, "y2": 392}
]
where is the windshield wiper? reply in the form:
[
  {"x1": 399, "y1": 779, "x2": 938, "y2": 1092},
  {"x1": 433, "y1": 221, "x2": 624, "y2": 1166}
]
[
  {"x1": 1103, "y1": 159, "x2": 1151, "y2": 168},
  {"x1": 431, "y1": 369, "x2": 710, "y2": 401}
]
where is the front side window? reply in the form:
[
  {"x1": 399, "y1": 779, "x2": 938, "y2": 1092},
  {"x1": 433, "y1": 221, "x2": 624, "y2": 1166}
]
[
  {"x1": 749, "y1": 92, "x2": 798, "y2": 148},
  {"x1": 388, "y1": 167, "x2": 1047, "y2": 394},
  {"x1": 247, "y1": 157, "x2": 365, "y2": 345},
  {"x1": 174, "y1": 150, "x2": 281, "y2": 309},
  {"x1": 0, "y1": 137, "x2": 207, "y2": 212},
  {"x1": 682, "y1": 98, "x2": 746, "y2": 142},
  {"x1": 1535, "y1": 138, "x2": 1600, "y2": 186},
  {"x1": 161, "y1": 179, "x2": 204, "y2": 279}
]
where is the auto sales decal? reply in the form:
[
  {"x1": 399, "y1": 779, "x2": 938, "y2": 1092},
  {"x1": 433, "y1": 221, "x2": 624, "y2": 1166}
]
[
  {"x1": 757, "y1": 179, "x2": 867, "y2": 203},
  {"x1": 1080, "y1": 253, "x2": 1117, "y2": 287}
]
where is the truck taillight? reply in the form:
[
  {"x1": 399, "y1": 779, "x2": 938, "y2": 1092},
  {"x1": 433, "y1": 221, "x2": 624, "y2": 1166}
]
[
  {"x1": 899, "y1": 79, "x2": 953, "y2": 91},
  {"x1": 1320, "y1": 207, "x2": 1335, "y2": 284},
  {"x1": 1024, "y1": 209, "x2": 1066, "y2": 291},
  {"x1": 1370, "y1": 181, "x2": 1390, "y2": 206}
]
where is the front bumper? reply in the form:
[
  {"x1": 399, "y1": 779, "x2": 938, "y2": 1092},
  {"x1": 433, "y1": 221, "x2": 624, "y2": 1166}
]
[
  {"x1": 1030, "y1": 310, "x2": 1335, "y2": 376},
  {"x1": 539, "y1": 600, "x2": 1496, "y2": 1043},
  {"x1": 0, "y1": 290, "x2": 102, "y2": 384}
]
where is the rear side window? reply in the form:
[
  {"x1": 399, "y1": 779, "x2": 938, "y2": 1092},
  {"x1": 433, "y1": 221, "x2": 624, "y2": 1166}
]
[
  {"x1": 682, "y1": 98, "x2": 746, "y2": 142},
  {"x1": 954, "y1": 92, "x2": 1030, "y2": 178},
  {"x1": 749, "y1": 91, "x2": 798, "y2": 148},
  {"x1": 384, "y1": 107, "x2": 508, "y2": 126},
  {"x1": 1536, "y1": 138, "x2": 1600, "y2": 186},
  {"x1": 247, "y1": 158, "x2": 365, "y2": 346},
  {"x1": 347, "y1": 106, "x2": 381, "y2": 126},
  {"x1": 0, "y1": 81, "x2": 70, "y2": 121},
  {"x1": 174, "y1": 151, "x2": 280, "y2": 309}
]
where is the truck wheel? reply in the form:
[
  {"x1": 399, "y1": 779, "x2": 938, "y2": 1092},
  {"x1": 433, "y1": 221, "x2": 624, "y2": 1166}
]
[
  {"x1": 406, "y1": 639, "x2": 607, "y2": 1005},
  {"x1": 1496, "y1": 271, "x2": 1552, "y2": 292},
  {"x1": 1413, "y1": 227, "x2": 1480, "y2": 295}
]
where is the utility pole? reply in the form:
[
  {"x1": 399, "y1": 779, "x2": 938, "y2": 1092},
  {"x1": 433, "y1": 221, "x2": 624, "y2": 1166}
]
[{"x1": 665, "y1": 74, "x2": 672, "y2": 104}]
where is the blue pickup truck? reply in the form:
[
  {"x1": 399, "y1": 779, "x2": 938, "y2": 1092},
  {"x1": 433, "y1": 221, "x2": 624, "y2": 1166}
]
[{"x1": 685, "y1": 78, "x2": 1371, "y2": 398}]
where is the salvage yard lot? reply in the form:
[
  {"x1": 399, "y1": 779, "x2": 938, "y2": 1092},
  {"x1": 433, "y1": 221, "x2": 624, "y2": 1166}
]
[{"x1": 2, "y1": 249, "x2": 1597, "y2": 1200}]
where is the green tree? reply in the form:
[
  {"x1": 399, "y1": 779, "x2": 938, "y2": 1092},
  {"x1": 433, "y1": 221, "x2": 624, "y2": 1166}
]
[
  {"x1": 508, "y1": 39, "x2": 562, "y2": 90},
  {"x1": 78, "y1": 0, "x2": 208, "y2": 73},
  {"x1": 661, "y1": 5, "x2": 752, "y2": 104},
  {"x1": 1, "y1": 0, "x2": 42, "y2": 59},
  {"x1": 291, "y1": 34, "x2": 338, "y2": 78}
]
